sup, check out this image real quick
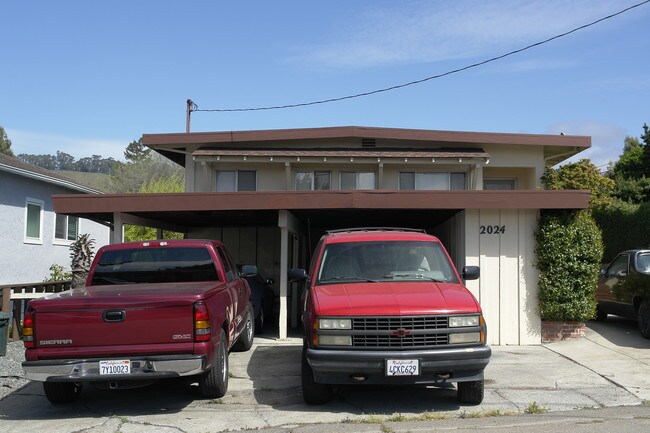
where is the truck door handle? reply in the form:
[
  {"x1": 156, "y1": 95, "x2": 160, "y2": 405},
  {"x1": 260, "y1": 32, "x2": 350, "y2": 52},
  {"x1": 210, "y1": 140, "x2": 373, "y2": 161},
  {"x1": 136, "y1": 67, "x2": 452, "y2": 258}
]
[{"x1": 103, "y1": 310, "x2": 126, "y2": 322}]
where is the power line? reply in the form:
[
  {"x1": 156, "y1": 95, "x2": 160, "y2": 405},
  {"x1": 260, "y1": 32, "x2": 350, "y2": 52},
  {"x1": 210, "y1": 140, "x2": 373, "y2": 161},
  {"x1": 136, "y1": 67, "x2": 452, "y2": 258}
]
[{"x1": 194, "y1": 0, "x2": 650, "y2": 113}]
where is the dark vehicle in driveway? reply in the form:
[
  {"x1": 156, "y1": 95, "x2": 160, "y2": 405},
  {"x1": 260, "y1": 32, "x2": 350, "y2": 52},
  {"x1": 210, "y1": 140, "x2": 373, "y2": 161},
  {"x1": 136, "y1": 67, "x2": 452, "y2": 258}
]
[
  {"x1": 240, "y1": 265, "x2": 275, "y2": 334},
  {"x1": 596, "y1": 249, "x2": 650, "y2": 338}
]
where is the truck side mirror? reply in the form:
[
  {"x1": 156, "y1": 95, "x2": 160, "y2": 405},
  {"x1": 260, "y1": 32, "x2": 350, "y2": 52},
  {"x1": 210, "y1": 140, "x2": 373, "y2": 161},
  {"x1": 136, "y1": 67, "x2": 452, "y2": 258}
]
[
  {"x1": 240, "y1": 264, "x2": 258, "y2": 276},
  {"x1": 462, "y1": 266, "x2": 480, "y2": 281},
  {"x1": 288, "y1": 268, "x2": 308, "y2": 282}
]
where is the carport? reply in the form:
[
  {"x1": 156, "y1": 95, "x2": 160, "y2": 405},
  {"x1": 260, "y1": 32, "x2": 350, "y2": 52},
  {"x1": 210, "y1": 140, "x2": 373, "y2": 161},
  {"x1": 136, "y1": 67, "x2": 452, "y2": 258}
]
[{"x1": 53, "y1": 188, "x2": 588, "y2": 341}]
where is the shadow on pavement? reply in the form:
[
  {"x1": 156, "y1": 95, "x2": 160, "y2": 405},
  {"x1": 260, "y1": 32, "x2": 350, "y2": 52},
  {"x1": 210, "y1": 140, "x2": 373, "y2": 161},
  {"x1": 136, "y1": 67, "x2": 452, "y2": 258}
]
[
  {"x1": 246, "y1": 344, "x2": 464, "y2": 414},
  {"x1": 588, "y1": 317, "x2": 650, "y2": 349},
  {"x1": 0, "y1": 377, "x2": 197, "y2": 420}
]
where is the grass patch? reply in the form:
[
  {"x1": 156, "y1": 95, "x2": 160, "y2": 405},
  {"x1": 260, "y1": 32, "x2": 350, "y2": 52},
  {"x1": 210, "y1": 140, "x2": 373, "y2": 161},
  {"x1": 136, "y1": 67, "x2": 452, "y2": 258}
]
[
  {"x1": 524, "y1": 402, "x2": 548, "y2": 414},
  {"x1": 461, "y1": 409, "x2": 514, "y2": 418},
  {"x1": 379, "y1": 424, "x2": 393, "y2": 433}
]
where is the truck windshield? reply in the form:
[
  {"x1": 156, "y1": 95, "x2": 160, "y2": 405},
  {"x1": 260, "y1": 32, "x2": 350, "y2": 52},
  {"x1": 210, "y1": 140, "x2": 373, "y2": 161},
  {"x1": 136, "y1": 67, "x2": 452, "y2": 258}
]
[
  {"x1": 317, "y1": 241, "x2": 458, "y2": 284},
  {"x1": 91, "y1": 247, "x2": 219, "y2": 285}
]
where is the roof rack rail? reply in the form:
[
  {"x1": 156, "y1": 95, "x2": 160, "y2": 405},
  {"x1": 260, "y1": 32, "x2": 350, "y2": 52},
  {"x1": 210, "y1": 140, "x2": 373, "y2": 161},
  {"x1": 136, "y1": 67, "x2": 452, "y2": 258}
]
[{"x1": 326, "y1": 227, "x2": 427, "y2": 234}]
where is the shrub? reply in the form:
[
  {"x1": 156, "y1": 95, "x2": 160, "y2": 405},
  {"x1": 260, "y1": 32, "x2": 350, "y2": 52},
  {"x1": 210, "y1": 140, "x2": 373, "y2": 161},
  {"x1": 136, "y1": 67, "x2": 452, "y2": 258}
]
[
  {"x1": 535, "y1": 210, "x2": 603, "y2": 321},
  {"x1": 592, "y1": 200, "x2": 650, "y2": 263}
]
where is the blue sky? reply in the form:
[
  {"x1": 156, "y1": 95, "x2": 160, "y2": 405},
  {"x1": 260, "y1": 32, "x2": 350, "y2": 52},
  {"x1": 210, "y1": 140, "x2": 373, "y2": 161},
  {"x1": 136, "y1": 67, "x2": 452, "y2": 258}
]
[{"x1": 2, "y1": 1, "x2": 649, "y2": 169}]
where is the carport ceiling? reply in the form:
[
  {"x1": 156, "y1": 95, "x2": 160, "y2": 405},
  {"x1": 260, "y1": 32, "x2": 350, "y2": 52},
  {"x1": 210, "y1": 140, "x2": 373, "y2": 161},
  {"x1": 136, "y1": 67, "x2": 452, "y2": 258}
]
[{"x1": 291, "y1": 209, "x2": 460, "y2": 231}]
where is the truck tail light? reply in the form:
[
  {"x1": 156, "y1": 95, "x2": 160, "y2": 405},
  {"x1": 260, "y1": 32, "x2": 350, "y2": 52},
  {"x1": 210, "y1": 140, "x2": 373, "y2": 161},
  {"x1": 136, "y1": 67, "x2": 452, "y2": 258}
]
[
  {"x1": 23, "y1": 306, "x2": 35, "y2": 348},
  {"x1": 193, "y1": 302, "x2": 211, "y2": 342}
]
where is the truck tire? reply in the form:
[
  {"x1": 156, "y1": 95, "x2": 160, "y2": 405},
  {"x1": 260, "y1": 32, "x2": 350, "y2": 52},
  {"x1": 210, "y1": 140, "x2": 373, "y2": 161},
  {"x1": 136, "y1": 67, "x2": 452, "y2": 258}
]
[
  {"x1": 638, "y1": 300, "x2": 650, "y2": 339},
  {"x1": 43, "y1": 382, "x2": 82, "y2": 404},
  {"x1": 301, "y1": 346, "x2": 333, "y2": 404},
  {"x1": 233, "y1": 304, "x2": 255, "y2": 352},
  {"x1": 199, "y1": 329, "x2": 229, "y2": 398},
  {"x1": 595, "y1": 305, "x2": 608, "y2": 321},
  {"x1": 457, "y1": 379, "x2": 484, "y2": 404}
]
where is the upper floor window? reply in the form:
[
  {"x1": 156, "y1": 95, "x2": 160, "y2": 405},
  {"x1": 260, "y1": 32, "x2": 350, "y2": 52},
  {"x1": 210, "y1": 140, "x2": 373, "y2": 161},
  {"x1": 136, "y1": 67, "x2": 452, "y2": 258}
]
[
  {"x1": 24, "y1": 197, "x2": 44, "y2": 244},
  {"x1": 399, "y1": 172, "x2": 466, "y2": 190},
  {"x1": 340, "y1": 172, "x2": 376, "y2": 190},
  {"x1": 296, "y1": 171, "x2": 330, "y2": 190},
  {"x1": 55, "y1": 214, "x2": 79, "y2": 242},
  {"x1": 215, "y1": 170, "x2": 257, "y2": 192},
  {"x1": 483, "y1": 178, "x2": 516, "y2": 190}
]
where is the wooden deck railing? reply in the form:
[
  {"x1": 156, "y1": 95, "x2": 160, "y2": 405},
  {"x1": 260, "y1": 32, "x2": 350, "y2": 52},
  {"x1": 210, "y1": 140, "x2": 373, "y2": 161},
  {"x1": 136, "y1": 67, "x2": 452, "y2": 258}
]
[{"x1": 0, "y1": 281, "x2": 72, "y2": 341}]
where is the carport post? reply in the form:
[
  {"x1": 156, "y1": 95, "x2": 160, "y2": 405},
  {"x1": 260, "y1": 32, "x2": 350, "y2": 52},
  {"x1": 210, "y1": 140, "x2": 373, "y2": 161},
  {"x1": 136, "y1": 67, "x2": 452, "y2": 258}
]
[
  {"x1": 111, "y1": 212, "x2": 124, "y2": 244},
  {"x1": 279, "y1": 225, "x2": 289, "y2": 339}
]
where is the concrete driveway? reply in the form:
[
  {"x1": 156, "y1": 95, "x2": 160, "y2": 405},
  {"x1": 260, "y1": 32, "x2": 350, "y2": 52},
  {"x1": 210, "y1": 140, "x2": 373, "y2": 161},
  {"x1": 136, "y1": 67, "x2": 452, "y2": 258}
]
[{"x1": 0, "y1": 319, "x2": 648, "y2": 433}]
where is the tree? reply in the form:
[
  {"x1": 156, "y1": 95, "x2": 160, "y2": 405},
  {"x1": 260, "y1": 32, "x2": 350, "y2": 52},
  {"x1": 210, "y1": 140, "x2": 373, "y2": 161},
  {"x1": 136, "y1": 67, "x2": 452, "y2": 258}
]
[
  {"x1": 608, "y1": 124, "x2": 650, "y2": 204},
  {"x1": 124, "y1": 138, "x2": 151, "y2": 162},
  {"x1": 123, "y1": 174, "x2": 185, "y2": 242},
  {"x1": 110, "y1": 151, "x2": 183, "y2": 193},
  {"x1": 55, "y1": 151, "x2": 76, "y2": 171},
  {"x1": 0, "y1": 126, "x2": 14, "y2": 156},
  {"x1": 542, "y1": 159, "x2": 615, "y2": 208}
]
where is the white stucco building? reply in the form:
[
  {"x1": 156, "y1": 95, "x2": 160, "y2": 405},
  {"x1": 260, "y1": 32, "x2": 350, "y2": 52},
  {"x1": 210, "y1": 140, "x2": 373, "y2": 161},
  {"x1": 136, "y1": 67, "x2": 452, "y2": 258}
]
[{"x1": 52, "y1": 126, "x2": 590, "y2": 344}]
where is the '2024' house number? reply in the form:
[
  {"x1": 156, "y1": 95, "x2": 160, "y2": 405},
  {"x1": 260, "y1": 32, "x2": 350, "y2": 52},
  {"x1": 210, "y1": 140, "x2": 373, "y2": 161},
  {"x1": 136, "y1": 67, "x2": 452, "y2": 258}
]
[{"x1": 480, "y1": 225, "x2": 506, "y2": 235}]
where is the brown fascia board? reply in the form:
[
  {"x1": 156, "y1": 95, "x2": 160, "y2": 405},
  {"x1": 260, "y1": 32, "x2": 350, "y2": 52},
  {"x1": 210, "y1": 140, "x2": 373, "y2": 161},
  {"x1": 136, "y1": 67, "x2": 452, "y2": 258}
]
[
  {"x1": 52, "y1": 190, "x2": 590, "y2": 217},
  {"x1": 142, "y1": 126, "x2": 591, "y2": 149}
]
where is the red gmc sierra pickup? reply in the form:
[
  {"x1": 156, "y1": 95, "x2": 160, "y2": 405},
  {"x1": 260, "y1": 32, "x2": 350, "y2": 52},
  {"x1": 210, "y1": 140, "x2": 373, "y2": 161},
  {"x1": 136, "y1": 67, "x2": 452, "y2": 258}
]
[{"x1": 22, "y1": 239, "x2": 254, "y2": 404}]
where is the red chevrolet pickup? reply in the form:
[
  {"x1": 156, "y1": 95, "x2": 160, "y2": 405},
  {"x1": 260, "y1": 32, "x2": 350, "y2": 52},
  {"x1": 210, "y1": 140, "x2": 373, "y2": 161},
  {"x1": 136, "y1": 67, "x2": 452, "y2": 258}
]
[
  {"x1": 289, "y1": 228, "x2": 491, "y2": 405},
  {"x1": 22, "y1": 239, "x2": 254, "y2": 404}
]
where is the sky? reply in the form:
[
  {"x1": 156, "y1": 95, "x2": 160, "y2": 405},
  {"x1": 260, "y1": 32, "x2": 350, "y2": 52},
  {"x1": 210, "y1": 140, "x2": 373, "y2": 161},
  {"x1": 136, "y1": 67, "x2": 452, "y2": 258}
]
[{"x1": 2, "y1": 0, "x2": 650, "y2": 169}]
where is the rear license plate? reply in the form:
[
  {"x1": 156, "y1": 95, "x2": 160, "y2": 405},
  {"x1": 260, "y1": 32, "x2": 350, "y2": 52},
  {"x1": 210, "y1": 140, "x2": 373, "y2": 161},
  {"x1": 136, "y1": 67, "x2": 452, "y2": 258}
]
[
  {"x1": 99, "y1": 359, "x2": 131, "y2": 375},
  {"x1": 385, "y1": 359, "x2": 419, "y2": 376}
]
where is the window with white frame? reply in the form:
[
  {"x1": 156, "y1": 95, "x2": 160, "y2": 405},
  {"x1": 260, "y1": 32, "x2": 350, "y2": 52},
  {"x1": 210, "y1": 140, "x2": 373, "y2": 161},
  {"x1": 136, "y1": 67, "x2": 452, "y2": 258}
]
[
  {"x1": 215, "y1": 170, "x2": 257, "y2": 192},
  {"x1": 295, "y1": 171, "x2": 331, "y2": 190},
  {"x1": 24, "y1": 198, "x2": 44, "y2": 244},
  {"x1": 340, "y1": 172, "x2": 376, "y2": 190},
  {"x1": 483, "y1": 178, "x2": 516, "y2": 190},
  {"x1": 54, "y1": 214, "x2": 79, "y2": 242},
  {"x1": 399, "y1": 172, "x2": 466, "y2": 190}
]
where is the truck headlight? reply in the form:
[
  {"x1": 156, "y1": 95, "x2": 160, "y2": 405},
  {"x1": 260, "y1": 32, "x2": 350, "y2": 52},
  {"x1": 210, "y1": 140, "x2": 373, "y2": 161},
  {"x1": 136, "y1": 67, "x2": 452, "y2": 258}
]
[
  {"x1": 448, "y1": 315, "x2": 480, "y2": 328},
  {"x1": 449, "y1": 332, "x2": 481, "y2": 344},
  {"x1": 318, "y1": 318, "x2": 351, "y2": 330},
  {"x1": 318, "y1": 335, "x2": 352, "y2": 346}
]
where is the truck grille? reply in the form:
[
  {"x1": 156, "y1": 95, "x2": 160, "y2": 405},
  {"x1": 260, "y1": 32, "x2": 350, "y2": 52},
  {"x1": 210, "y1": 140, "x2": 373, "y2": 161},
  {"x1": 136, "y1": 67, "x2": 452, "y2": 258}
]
[{"x1": 351, "y1": 316, "x2": 450, "y2": 349}]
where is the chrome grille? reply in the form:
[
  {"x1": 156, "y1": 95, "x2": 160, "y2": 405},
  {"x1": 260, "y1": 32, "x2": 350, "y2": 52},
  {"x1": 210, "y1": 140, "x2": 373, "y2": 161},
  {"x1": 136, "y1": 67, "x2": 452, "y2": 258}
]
[
  {"x1": 353, "y1": 316, "x2": 448, "y2": 331},
  {"x1": 351, "y1": 316, "x2": 450, "y2": 349}
]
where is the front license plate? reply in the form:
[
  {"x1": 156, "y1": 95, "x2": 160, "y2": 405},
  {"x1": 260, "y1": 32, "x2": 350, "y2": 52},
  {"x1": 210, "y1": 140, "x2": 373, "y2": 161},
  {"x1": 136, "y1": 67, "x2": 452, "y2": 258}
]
[
  {"x1": 99, "y1": 359, "x2": 131, "y2": 375},
  {"x1": 385, "y1": 359, "x2": 419, "y2": 376}
]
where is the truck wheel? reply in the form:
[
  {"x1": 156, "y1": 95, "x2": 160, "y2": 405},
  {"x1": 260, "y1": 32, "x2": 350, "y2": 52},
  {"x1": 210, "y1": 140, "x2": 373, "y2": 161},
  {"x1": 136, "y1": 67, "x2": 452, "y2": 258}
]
[
  {"x1": 43, "y1": 382, "x2": 82, "y2": 404},
  {"x1": 638, "y1": 300, "x2": 650, "y2": 339},
  {"x1": 255, "y1": 303, "x2": 264, "y2": 334},
  {"x1": 233, "y1": 303, "x2": 255, "y2": 352},
  {"x1": 199, "y1": 329, "x2": 228, "y2": 398},
  {"x1": 301, "y1": 347, "x2": 332, "y2": 404},
  {"x1": 457, "y1": 380, "x2": 484, "y2": 405}
]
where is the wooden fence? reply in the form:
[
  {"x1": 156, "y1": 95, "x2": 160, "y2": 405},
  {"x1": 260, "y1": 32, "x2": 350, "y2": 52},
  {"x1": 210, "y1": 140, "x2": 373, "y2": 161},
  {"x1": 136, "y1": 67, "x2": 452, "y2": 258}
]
[{"x1": 0, "y1": 281, "x2": 71, "y2": 341}]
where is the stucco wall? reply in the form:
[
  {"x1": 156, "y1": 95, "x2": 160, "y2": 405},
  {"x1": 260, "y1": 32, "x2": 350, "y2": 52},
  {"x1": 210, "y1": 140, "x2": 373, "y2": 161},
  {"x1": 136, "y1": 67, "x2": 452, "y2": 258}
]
[{"x1": 0, "y1": 172, "x2": 110, "y2": 285}]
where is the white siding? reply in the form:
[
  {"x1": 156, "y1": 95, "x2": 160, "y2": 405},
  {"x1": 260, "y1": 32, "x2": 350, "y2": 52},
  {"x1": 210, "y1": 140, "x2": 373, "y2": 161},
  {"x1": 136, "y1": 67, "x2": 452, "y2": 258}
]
[{"x1": 465, "y1": 208, "x2": 541, "y2": 345}]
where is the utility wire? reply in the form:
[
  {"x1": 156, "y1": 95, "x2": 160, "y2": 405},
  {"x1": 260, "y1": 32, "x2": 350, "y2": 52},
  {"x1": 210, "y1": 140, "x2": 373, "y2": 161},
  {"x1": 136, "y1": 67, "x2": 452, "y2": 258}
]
[{"x1": 194, "y1": 0, "x2": 650, "y2": 113}]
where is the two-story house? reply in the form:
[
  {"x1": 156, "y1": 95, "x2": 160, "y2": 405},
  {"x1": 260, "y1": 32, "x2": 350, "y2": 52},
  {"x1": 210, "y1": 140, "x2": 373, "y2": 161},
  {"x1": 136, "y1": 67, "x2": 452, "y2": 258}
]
[{"x1": 51, "y1": 126, "x2": 590, "y2": 344}]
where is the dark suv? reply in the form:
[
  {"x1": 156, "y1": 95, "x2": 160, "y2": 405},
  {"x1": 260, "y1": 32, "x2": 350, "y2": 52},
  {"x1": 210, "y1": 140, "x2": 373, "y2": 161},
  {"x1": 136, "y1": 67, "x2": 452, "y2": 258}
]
[{"x1": 289, "y1": 228, "x2": 491, "y2": 404}]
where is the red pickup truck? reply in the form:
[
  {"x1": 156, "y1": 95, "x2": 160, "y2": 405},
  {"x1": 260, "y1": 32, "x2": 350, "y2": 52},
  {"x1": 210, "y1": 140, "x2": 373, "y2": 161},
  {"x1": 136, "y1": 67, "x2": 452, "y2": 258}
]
[
  {"x1": 22, "y1": 239, "x2": 254, "y2": 404},
  {"x1": 289, "y1": 228, "x2": 491, "y2": 405}
]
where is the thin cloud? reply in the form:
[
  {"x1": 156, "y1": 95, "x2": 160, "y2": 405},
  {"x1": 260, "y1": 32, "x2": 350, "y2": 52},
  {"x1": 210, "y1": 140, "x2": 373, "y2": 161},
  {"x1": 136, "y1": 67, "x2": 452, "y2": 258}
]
[
  {"x1": 546, "y1": 120, "x2": 627, "y2": 170},
  {"x1": 6, "y1": 129, "x2": 128, "y2": 161},
  {"x1": 293, "y1": 0, "x2": 625, "y2": 69}
]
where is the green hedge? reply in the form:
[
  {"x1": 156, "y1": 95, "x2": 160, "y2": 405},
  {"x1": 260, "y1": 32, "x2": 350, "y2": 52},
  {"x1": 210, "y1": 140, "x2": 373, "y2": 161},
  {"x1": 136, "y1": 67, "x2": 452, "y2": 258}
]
[
  {"x1": 592, "y1": 200, "x2": 650, "y2": 263},
  {"x1": 535, "y1": 210, "x2": 603, "y2": 322}
]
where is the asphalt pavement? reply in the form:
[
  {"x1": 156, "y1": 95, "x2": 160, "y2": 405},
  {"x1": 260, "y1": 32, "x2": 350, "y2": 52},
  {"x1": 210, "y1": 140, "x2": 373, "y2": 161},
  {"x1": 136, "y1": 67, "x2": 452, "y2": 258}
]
[{"x1": 0, "y1": 316, "x2": 649, "y2": 433}]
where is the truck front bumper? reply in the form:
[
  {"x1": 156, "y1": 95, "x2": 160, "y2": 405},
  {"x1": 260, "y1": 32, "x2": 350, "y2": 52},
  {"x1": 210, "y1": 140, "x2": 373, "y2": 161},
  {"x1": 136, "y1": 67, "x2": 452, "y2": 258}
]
[
  {"x1": 307, "y1": 345, "x2": 491, "y2": 386},
  {"x1": 22, "y1": 354, "x2": 207, "y2": 382}
]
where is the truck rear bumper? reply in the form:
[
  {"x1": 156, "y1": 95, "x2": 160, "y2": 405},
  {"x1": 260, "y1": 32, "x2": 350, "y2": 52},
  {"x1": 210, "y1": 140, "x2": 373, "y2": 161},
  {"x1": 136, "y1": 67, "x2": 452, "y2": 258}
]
[
  {"x1": 307, "y1": 345, "x2": 491, "y2": 386},
  {"x1": 22, "y1": 354, "x2": 207, "y2": 382}
]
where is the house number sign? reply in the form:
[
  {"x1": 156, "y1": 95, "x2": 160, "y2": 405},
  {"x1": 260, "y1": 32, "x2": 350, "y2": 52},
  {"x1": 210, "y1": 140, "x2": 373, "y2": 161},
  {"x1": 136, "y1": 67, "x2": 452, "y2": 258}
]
[{"x1": 480, "y1": 225, "x2": 506, "y2": 235}]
